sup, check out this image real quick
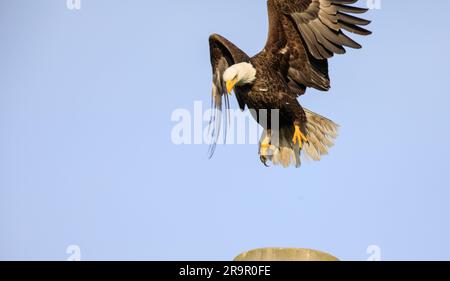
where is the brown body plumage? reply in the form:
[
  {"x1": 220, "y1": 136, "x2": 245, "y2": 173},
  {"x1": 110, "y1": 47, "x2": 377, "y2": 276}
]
[{"x1": 208, "y1": 0, "x2": 371, "y2": 167}]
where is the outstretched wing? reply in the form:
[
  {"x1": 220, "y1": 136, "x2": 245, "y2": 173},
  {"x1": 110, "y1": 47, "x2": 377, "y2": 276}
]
[
  {"x1": 208, "y1": 34, "x2": 250, "y2": 157},
  {"x1": 265, "y1": 0, "x2": 371, "y2": 94}
]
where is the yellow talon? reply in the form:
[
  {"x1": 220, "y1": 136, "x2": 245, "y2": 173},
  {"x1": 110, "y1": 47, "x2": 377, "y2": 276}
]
[
  {"x1": 260, "y1": 131, "x2": 272, "y2": 156},
  {"x1": 292, "y1": 125, "x2": 308, "y2": 149},
  {"x1": 260, "y1": 143, "x2": 271, "y2": 156}
]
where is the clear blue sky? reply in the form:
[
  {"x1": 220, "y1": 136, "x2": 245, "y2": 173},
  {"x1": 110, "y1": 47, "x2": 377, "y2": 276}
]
[{"x1": 1, "y1": 0, "x2": 450, "y2": 261}]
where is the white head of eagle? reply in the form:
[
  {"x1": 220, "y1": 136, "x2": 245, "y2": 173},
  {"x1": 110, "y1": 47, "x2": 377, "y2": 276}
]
[{"x1": 223, "y1": 62, "x2": 257, "y2": 94}]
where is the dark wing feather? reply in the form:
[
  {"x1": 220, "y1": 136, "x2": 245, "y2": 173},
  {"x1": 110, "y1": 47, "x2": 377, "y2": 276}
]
[
  {"x1": 208, "y1": 34, "x2": 250, "y2": 157},
  {"x1": 265, "y1": 0, "x2": 371, "y2": 93}
]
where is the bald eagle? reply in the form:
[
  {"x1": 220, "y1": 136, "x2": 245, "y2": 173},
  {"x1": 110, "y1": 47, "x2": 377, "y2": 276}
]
[{"x1": 208, "y1": 0, "x2": 371, "y2": 168}]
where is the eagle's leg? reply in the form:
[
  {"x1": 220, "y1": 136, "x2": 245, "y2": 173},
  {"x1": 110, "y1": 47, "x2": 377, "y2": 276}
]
[{"x1": 292, "y1": 125, "x2": 308, "y2": 149}]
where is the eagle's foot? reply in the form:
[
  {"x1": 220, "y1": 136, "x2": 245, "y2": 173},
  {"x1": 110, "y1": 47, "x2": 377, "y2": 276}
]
[
  {"x1": 260, "y1": 143, "x2": 271, "y2": 156},
  {"x1": 260, "y1": 130, "x2": 272, "y2": 156},
  {"x1": 292, "y1": 125, "x2": 308, "y2": 149}
]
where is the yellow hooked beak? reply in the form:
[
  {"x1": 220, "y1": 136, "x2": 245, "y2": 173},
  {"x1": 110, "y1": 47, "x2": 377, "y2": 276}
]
[{"x1": 226, "y1": 78, "x2": 238, "y2": 94}]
